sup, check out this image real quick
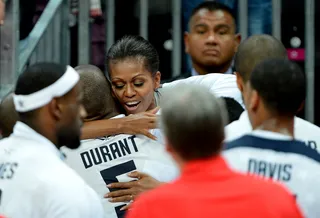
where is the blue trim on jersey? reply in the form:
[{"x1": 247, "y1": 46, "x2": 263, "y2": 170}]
[{"x1": 225, "y1": 135, "x2": 320, "y2": 163}]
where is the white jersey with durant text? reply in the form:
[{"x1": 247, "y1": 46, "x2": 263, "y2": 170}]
[
  {"x1": 223, "y1": 130, "x2": 320, "y2": 218},
  {"x1": 61, "y1": 118, "x2": 179, "y2": 218},
  {"x1": 0, "y1": 122, "x2": 104, "y2": 218},
  {"x1": 225, "y1": 111, "x2": 320, "y2": 153}
]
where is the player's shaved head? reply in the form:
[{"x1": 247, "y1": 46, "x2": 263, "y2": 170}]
[
  {"x1": 0, "y1": 92, "x2": 19, "y2": 137},
  {"x1": 234, "y1": 34, "x2": 288, "y2": 82},
  {"x1": 75, "y1": 65, "x2": 118, "y2": 121}
]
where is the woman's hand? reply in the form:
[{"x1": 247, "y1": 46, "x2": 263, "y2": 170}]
[
  {"x1": 120, "y1": 107, "x2": 159, "y2": 140},
  {"x1": 104, "y1": 171, "x2": 164, "y2": 211}
]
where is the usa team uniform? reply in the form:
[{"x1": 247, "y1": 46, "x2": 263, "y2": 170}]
[
  {"x1": 225, "y1": 111, "x2": 320, "y2": 152},
  {"x1": 62, "y1": 116, "x2": 178, "y2": 218},
  {"x1": 223, "y1": 130, "x2": 320, "y2": 218},
  {"x1": 0, "y1": 122, "x2": 104, "y2": 218}
]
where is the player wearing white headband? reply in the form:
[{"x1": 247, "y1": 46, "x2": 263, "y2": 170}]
[{"x1": 0, "y1": 63, "x2": 104, "y2": 218}]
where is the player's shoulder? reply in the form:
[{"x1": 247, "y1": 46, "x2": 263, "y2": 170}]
[
  {"x1": 294, "y1": 116, "x2": 320, "y2": 136},
  {"x1": 213, "y1": 73, "x2": 236, "y2": 81},
  {"x1": 36, "y1": 163, "x2": 96, "y2": 200},
  {"x1": 241, "y1": 173, "x2": 296, "y2": 201},
  {"x1": 34, "y1": 176, "x2": 103, "y2": 217},
  {"x1": 0, "y1": 135, "x2": 23, "y2": 151},
  {"x1": 0, "y1": 138, "x2": 14, "y2": 155},
  {"x1": 225, "y1": 112, "x2": 251, "y2": 142},
  {"x1": 295, "y1": 116, "x2": 319, "y2": 129},
  {"x1": 225, "y1": 134, "x2": 320, "y2": 163},
  {"x1": 224, "y1": 134, "x2": 254, "y2": 150}
]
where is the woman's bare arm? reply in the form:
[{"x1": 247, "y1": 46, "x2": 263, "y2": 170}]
[{"x1": 81, "y1": 108, "x2": 159, "y2": 140}]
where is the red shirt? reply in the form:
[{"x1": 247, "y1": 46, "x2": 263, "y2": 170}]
[{"x1": 126, "y1": 156, "x2": 303, "y2": 218}]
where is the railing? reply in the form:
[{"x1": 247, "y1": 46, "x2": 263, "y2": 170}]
[
  {"x1": 19, "y1": 0, "x2": 70, "y2": 73},
  {"x1": 0, "y1": 0, "x2": 19, "y2": 99},
  {"x1": 0, "y1": 0, "x2": 70, "y2": 99},
  {"x1": 0, "y1": 0, "x2": 316, "y2": 123},
  {"x1": 77, "y1": 0, "x2": 315, "y2": 123}
]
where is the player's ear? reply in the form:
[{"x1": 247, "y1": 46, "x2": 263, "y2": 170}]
[
  {"x1": 153, "y1": 71, "x2": 161, "y2": 90},
  {"x1": 248, "y1": 90, "x2": 259, "y2": 112},
  {"x1": 184, "y1": 32, "x2": 190, "y2": 54},
  {"x1": 234, "y1": 33, "x2": 241, "y2": 52},
  {"x1": 235, "y1": 72, "x2": 244, "y2": 93},
  {"x1": 49, "y1": 98, "x2": 63, "y2": 121},
  {"x1": 297, "y1": 100, "x2": 305, "y2": 113},
  {"x1": 165, "y1": 137, "x2": 174, "y2": 154}
]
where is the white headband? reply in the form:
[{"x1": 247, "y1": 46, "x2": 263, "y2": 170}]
[{"x1": 13, "y1": 66, "x2": 80, "y2": 112}]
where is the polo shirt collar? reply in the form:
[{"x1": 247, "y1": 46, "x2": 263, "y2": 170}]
[{"x1": 181, "y1": 156, "x2": 230, "y2": 178}]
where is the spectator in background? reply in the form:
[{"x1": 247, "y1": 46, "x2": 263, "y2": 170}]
[
  {"x1": 218, "y1": 0, "x2": 272, "y2": 35},
  {"x1": 0, "y1": 0, "x2": 5, "y2": 25},
  {"x1": 19, "y1": 0, "x2": 36, "y2": 51},
  {"x1": 70, "y1": 0, "x2": 107, "y2": 70},
  {"x1": 182, "y1": 0, "x2": 272, "y2": 73},
  {"x1": 126, "y1": 84, "x2": 303, "y2": 218},
  {"x1": 20, "y1": 0, "x2": 36, "y2": 40},
  {"x1": 175, "y1": 1, "x2": 241, "y2": 80}
]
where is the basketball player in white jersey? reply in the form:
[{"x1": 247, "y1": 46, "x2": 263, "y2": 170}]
[
  {"x1": 0, "y1": 63, "x2": 104, "y2": 218},
  {"x1": 61, "y1": 65, "x2": 179, "y2": 218},
  {"x1": 223, "y1": 59, "x2": 320, "y2": 218},
  {"x1": 225, "y1": 34, "x2": 320, "y2": 153}
]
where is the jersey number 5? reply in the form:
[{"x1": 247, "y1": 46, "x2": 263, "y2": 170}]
[{"x1": 100, "y1": 160, "x2": 137, "y2": 218}]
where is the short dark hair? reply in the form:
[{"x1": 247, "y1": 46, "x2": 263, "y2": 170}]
[
  {"x1": 75, "y1": 65, "x2": 115, "y2": 120},
  {"x1": 250, "y1": 58, "x2": 305, "y2": 116},
  {"x1": 234, "y1": 34, "x2": 288, "y2": 82},
  {"x1": 190, "y1": 1, "x2": 236, "y2": 27},
  {"x1": 14, "y1": 62, "x2": 68, "y2": 120},
  {"x1": 221, "y1": 97, "x2": 244, "y2": 124},
  {"x1": 106, "y1": 35, "x2": 159, "y2": 80}
]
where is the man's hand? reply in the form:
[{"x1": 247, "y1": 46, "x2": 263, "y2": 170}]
[
  {"x1": 120, "y1": 107, "x2": 160, "y2": 140},
  {"x1": 0, "y1": 0, "x2": 5, "y2": 25},
  {"x1": 104, "y1": 171, "x2": 164, "y2": 210}
]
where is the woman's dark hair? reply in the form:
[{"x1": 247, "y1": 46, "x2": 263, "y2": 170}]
[{"x1": 106, "y1": 35, "x2": 159, "y2": 81}]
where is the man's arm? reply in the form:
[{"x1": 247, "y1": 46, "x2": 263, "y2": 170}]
[{"x1": 161, "y1": 74, "x2": 244, "y2": 107}]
